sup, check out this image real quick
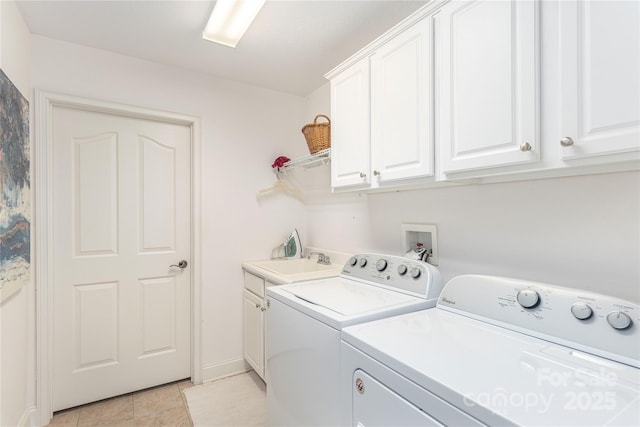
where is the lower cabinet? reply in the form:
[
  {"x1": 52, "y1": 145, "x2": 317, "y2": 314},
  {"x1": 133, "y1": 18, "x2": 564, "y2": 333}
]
[
  {"x1": 243, "y1": 289, "x2": 265, "y2": 379},
  {"x1": 242, "y1": 271, "x2": 272, "y2": 381}
]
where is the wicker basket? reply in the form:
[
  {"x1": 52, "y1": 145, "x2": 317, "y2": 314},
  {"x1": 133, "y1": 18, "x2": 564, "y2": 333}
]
[{"x1": 301, "y1": 114, "x2": 331, "y2": 154}]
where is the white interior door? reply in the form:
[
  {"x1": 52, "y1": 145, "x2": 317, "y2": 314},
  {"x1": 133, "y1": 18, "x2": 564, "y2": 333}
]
[{"x1": 51, "y1": 105, "x2": 192, "y2": 411}]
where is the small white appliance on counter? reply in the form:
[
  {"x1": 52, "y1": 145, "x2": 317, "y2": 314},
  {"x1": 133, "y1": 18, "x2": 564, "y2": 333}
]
[
  {"x1": 341, "y1": 275, "x2": 640, "y2": 426},
  {"x1": 265, "y1": 253, "x2": 443, "y2": 426}
]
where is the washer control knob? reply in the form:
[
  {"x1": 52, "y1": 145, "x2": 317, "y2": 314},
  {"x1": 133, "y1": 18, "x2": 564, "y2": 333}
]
[
  {"x1": 375, "y1": 259, "x2": 387, "y2": 272},
  {"x1": 410, "y1": 267, "x2": 421, "y2": 279},
  {"x1": 571, "y1": 303, "x2": 593, "y2": 320},
  {"x1": 607, "y1": 311, "x2": 632, "y2": 330},
  {"x1": 358, "y1": 258, "x2": 367, "y2": 268},
  {"x1": 516, "y1": 289, "x2": 540, "y2": 309},
  {"x1": 397, "y1": 265, "x2": 408, "y2": 275},
  {"x1": 349, "y1": 257, "x2": 358, "y2": 266}
]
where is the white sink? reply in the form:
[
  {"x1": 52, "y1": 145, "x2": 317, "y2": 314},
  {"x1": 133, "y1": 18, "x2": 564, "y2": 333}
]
[{"x1": 253, "y1": 258, "x2": 341, "y2": 276}]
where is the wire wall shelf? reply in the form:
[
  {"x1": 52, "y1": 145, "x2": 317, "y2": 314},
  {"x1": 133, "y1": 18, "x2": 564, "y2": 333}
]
[{"x1": 276, "y1": 148, "x2": 331, "y2": 172}]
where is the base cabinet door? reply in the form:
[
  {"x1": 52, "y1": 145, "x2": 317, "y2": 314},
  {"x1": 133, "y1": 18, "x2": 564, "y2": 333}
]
[
  {"x1": 436, "y1": 0, "x2": 539, "y2": 174},
  {"x1": 243, "y1": 289, "x2": 264, "y2": 379},
  {"x1": 559, "y1": 0, "x2": 640, "y2": 160}
]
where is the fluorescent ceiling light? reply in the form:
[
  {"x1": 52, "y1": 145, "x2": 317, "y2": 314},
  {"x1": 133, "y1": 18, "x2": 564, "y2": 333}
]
[{"x1": 202, "y1": 0, "x2": 266, "y2": 48}]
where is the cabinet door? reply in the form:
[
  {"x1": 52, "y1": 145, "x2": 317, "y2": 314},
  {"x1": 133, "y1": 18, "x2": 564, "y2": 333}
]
[
  {"x1": 371, "y1": 18, "x2": 433, "y2": 184},
  {"x1": 436, "y1": 0, "x2": 539, "y2": 173},
  {"x1": 243, "y1": 289, "x2": 264, "y2": 379},
  {"x1": 560, "y1": 0, "x2": 640, "y2": 159},
  {"x1": 331, "y1": 58, "x2": 371, "y2": 189}
]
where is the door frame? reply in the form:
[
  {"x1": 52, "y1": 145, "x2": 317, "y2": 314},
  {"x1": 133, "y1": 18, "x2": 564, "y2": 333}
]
[{"x1": 34, "y1": 90, "x2": 202, "y2": 424}]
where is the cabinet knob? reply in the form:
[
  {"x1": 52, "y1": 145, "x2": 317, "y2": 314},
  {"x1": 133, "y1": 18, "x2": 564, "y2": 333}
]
[
  {"x1": 373, "y1": 170, "x2": 380, "y2": 176},
  {"x1": 560, "y1": 137, "x2": 574, "y2": 147},
  {"x1": 359, "y1": 172, "x2": 366, "y2": 178},
  {"x1": 255, "y1": 303, "x2": 260, "y2": 308},
  {"x1": 520, "y1": 142, "x2": 532, "y2": 152}
]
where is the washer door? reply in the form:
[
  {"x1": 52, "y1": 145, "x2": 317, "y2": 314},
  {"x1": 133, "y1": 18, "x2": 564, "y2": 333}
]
[{"x1": 352, "y1": 370, "x2": 443, "y2": 426}]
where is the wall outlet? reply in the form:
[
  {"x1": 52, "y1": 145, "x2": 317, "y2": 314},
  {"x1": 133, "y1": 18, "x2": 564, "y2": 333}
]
[{"x1": 401, "y1": 223, "x2": 439, "y2": 265}]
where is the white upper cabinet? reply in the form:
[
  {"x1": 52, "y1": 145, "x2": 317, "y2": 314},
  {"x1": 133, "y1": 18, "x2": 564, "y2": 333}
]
[
  {"x1": 326, "y1": 1, "x2": 637, "y2": 190},
  {"x1": 330, "y1": 58, "x2": 371, "y2": 189},
  {"x1": 328, "y1": 15, "x2": 433, "y2": 190},
  {"x1": 371, "y1": 18, "x2": 433, "y2": 184},
  {"x1": 559, "y1": 0, "x2": 640, "y2": 160},
  {"x1": 436, "y1": 0, "x2": 539, "y2": 174}
]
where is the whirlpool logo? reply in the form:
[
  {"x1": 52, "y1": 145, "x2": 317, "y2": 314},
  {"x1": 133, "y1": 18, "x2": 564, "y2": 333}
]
[{"x1": 441, "y1": 297, "x2": 456, "y2": 305}]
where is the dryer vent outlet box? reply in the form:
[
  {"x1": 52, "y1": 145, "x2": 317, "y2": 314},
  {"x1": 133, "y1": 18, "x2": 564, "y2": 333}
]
[{"x1": 402, "y1": 224, "x2": 438, "y2": 265}]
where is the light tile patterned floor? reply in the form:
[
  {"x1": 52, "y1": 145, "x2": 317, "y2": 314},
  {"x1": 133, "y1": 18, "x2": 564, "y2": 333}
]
[
  {"x1": 183, "y1": 371, "x2": 266, "y2": 427},
  {"x1": 49, "y1": 379, "x2": 193, "y2": 427}
]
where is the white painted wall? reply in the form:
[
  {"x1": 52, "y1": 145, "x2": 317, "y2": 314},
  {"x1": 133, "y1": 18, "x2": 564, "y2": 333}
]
[
  {"x1": 30, "y1": 35, "x2": 309, "y2": 383},
  {"x1": 307, "y1": 169, "x2": 640, "y2": 303},
  {"x1": 0, "y1": 1, "x2": 32, "y2": 426}
]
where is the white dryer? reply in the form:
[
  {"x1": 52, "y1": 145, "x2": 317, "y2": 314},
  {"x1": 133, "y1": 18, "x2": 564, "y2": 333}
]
[
  {"x1": 265, "y1": 253, "x2": 443, "y2": 426},
  {"x1": 341, "y1": 275, "x2": 640, "y2": 426}
]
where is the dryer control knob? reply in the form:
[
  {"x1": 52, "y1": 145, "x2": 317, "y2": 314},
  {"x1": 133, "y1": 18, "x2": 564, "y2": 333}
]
[
  {"x1": 607, "y1": 311, "x2": 632, "y2": 330},
  {"x1": 397, "y1": 265, "x2": 408, "y2": 275},
  {"x1": 410, "y1": 267, "x2": 421, "y2": 279},
  {"x1": 358, "y1": 258, "x2": 368, "y2": 268},
  {"x1": 376, "y1": 259, "x2": 387, "y2": 272},
  {"x1": 516, "y1": 289, "x2": 540, "y2": 309},
  {"x1": 349, "y1": 257, "x2": 358, "y2": 267},
  {"x1": 571, "y1": 303, "x2": 593, "y2": 320}
]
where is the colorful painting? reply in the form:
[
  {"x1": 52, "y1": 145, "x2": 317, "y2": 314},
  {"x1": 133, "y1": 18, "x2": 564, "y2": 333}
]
[{"x1": 0, "y1": 69, "x2": 30, "y2": 303}]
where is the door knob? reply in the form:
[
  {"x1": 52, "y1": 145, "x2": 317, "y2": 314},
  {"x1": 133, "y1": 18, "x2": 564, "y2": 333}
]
[{"x1": 170, "y1": 260, "x2": 188, "y2": 269}]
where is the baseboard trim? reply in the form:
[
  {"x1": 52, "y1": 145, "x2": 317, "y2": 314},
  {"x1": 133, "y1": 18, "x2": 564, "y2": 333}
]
[
  {"x1": 201, "y1": 357, "x2": 250, "y2": 384},
  {"x1": 18, "y1": 406, "x2": 35, "y2": 427}
]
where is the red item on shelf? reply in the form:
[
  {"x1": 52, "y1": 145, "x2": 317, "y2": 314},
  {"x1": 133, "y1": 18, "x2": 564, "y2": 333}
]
[{"x1": 271, "y1": 156, "x2": 291, "y2": 168}]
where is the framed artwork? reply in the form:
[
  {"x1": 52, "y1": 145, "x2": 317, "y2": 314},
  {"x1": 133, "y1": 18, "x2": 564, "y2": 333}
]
[{"x1": 0, "y1": 69, "x2": 30, "y2": 303}]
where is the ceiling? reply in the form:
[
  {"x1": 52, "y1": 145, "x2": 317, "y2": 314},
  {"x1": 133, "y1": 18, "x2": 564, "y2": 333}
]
[{"x1": 16, "y1": 0, "x2": 428, "y2": 96}]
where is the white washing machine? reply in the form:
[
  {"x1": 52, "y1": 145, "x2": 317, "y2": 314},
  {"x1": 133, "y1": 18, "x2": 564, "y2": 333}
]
[
  {"x1": 265, "y1": 253, "x2": 443, "y2": 426},
  {"x1": 341, "y1": 275, "x2": 640, "y2": 426}
]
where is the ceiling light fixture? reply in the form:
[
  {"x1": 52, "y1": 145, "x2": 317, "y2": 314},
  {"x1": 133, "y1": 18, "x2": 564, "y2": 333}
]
[{"x1": 202, "y1": 0, "x2": 266, "y2": 48}]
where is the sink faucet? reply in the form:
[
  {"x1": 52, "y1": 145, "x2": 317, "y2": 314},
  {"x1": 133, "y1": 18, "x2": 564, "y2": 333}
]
[{"x1": 308, "y1": 252, "x2": 331, "y2": 265}]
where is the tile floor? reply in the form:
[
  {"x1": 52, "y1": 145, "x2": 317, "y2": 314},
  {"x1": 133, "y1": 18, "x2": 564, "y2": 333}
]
[
  {"x1": 183, "y1": 372, "x2": 266, "y2": 426},
  {"x1": 49, "y1": 379, "x2": 193, "y2": 427}
]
